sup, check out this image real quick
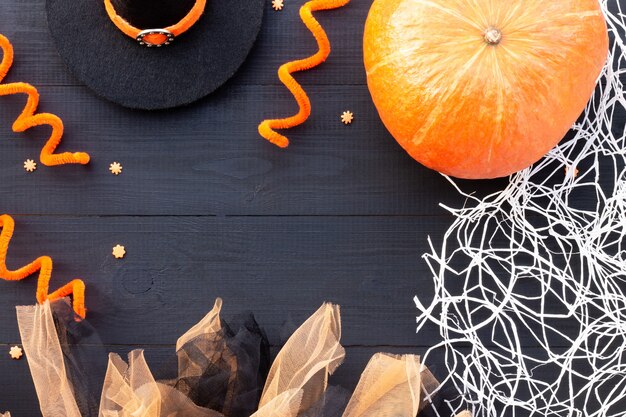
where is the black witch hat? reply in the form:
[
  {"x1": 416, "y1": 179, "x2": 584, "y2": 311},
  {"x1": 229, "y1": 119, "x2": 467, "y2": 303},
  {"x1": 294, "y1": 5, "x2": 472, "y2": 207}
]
[{"x1": 46, "y1": 0, "x2": 265, "y2": 110}]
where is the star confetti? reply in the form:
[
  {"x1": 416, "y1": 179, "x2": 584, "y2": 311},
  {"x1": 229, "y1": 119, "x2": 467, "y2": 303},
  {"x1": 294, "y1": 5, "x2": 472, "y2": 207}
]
[
  {"x1": 24, "y1": 159, "x2": 37, "y2": 172},
  {"x1": 9, "y1": 346, "x2": 23, "y2": 360},
  {"x1": 341, "y1": 111, "x2": 354, "y2": 125},
  {"x1": 272, "y1": 0, "x2": 283, "y2": 10},
  {"x1": 112, "y1": 244, "x2": 126, "y2": 259},
  {"x1": 109, "y1": 162, "x2": 123, "y2": 175}
]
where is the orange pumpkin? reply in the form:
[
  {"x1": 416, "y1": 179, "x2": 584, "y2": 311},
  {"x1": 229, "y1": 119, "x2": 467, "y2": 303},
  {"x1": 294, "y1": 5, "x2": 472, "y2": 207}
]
[{"x1": 363, "y1": 0, "x2": 608, "y2": 179}]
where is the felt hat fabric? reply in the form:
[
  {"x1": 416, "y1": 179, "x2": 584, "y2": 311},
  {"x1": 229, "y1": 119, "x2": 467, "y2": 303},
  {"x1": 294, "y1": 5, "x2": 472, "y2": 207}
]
[{"x1": 46, "y1": 0, "x2": 265, "y2": 109}]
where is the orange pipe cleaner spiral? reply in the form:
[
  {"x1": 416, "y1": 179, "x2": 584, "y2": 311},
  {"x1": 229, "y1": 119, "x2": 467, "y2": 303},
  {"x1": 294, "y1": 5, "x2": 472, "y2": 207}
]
[
  {"x1": 0, "y1": 34, "x2": 90, "y2": 166},
  {"x1": 258, "y1": 0, "x2": 350, "y2": 148},
  {"x1": 0, "y1": 214, "x2": 86, "y2": 318}
]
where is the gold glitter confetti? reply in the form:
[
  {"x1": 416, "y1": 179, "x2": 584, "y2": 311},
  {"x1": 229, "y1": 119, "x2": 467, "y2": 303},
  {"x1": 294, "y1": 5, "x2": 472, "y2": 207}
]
[
  {"x1": 341, "y1": 110, "x2": 354, "y2": 125},
  {"x1": 112, "y1": 244, "x2": 126, "y2": 259},
  {"x1": 9, "y1": 346, "x2": 23, "y2": 359},
  {"x1": 24, "y1": 159, "x2": 37, "y2": 172},
  {"x1": 109, "y1": 162, "x2": 123, "y2": 175}
]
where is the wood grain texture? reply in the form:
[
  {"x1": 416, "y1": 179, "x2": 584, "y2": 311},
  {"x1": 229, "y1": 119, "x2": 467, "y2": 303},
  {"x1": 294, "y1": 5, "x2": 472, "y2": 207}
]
[
  {"x1": 0, "y1": 84, "x2": 510, "y2": 216},
  {"x1": 0, "y1": 215, "x2": 444, "y2": 346},
  {"x1": 0, "y1": 0, "x2": 613, "y2": 415},
  {"x1": 0, "y1": 215, "x2": 584, "y2": 348}
]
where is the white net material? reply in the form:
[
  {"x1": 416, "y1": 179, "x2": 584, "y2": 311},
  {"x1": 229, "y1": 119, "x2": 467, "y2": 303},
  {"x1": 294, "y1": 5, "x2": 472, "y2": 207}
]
[{"x1": 414, "y1": 1, "x2": 626, "y2": 416}]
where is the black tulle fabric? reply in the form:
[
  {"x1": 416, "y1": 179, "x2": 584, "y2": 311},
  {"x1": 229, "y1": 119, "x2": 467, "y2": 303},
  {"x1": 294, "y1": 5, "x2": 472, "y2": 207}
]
[
  {"x1": 51, "y1": 301, "x2": 106, "y2": 417},
  {"x1": 159, "y1": 314, "x2": 270, "y2": 417}
]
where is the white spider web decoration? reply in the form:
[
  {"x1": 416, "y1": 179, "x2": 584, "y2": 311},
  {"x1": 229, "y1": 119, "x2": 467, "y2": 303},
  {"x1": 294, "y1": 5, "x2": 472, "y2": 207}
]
[{"x1": 415, "y1": 2, "x2": 626, "y2": 416}]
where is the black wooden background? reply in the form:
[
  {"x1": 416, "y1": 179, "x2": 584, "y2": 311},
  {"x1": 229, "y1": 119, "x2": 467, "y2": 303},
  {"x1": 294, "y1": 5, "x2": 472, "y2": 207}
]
[{"x1": 0, "y1": 0, "x2": 511, "y2": 415}]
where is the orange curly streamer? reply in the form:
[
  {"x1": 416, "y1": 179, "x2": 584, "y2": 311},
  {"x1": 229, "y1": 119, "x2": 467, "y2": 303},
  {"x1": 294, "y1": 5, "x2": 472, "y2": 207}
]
[
  {"x1": 258, "y1": 0, "x2": 350, "y2": 148},
  {"x1": 0, "y1": 34, "x2": 90, "y2": 166},
  {"x1": 0, "y1": 214, "x2": 86, "y2": 318}
]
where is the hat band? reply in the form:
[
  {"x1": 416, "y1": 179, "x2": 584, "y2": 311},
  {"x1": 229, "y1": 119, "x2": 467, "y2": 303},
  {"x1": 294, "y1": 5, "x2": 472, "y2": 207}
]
[{"x1": 104, "y1": 0, "x2": 207, "y2": 47}]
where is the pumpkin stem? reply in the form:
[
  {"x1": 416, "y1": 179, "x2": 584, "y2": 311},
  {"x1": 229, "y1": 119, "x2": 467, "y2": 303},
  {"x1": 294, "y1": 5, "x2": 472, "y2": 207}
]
[{"x1": 484, "y1": 27, "x2": 502, "y2": 45}]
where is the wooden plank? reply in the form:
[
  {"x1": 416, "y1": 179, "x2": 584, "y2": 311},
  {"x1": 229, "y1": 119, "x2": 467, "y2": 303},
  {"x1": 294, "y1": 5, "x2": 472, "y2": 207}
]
[
  {"x1": 0, "y1": 0, "x2": 370, "y2": 87},
  {"x1": 0, "y1": 0, "x2": 617, "y2": 415},
  {"x1": 0, "y1": 215, "x2": 586, "y2": 348},
  {"x1": 0, "y1": 215, "x2": 445, "y2": 347},
  {"x1": 0, "y1": 84, "x2": 508, "y2": 216}
]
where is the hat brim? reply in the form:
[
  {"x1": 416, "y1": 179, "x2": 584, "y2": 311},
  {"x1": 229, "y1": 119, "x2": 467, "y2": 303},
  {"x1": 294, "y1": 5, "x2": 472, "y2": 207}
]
[{"x1": 46, "y1": 0, "x2": 265, "y2": 110}]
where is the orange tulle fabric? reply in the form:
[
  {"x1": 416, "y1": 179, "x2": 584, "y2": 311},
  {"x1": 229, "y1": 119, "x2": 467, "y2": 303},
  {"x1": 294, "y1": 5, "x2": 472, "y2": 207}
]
[
  {"x1": 14, "y1": 298, "x2": 472, "y2": 417},
  {"x1": 259, "y1": 303, "x2": 345, "y2": 412},
  {"x1": 17, "y1": 302, "x2": 84, "y2": 417},
  {"x1": 0, "y1": 34, "x2": 90, "y2": 166},
  {"x1": 0, "y1": 215, "x2": 86, "y2": 318},
  {"x1": 258, "y1": 0, "x2": 351, "y2": 148}
]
